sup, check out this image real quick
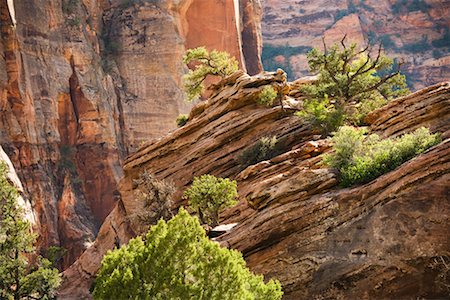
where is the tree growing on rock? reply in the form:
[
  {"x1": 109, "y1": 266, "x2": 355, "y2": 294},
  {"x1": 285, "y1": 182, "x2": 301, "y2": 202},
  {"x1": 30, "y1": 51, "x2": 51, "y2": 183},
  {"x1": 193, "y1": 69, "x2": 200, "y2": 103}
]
[
  {"x1": 93, "y1": 208, "x2": 283, "y2": 300},
  {"x1": 183, "y1": 47, "x2": 239, "y2": 101},
  {"x1": 129, "y1": 171, "x2": 175, "y2": 235},
  {"x1": 297, "y1": 35, "x2": 409, "y2": 134},
  {"x1": 0, "y1": 163, "x2": 61, "y2": 299},
  {"x1": 183, "y1": 174, "x2": 238, "y2": 227}
]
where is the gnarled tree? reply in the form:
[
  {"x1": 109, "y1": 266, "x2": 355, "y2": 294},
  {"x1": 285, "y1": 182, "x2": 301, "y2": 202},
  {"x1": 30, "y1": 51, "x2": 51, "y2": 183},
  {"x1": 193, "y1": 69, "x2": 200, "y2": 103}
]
[{"x1": 298, "y1": 35, "x2": 409, "y2": 134}]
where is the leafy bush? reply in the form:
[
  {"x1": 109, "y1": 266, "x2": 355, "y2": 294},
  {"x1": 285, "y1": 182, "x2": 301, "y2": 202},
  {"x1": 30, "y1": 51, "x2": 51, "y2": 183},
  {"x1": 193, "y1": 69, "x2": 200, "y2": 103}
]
[
  {"x1": 93, "y1": 208, "x2": 283, "y2": 299},
  {"x1": 239, "y1": 136, "x2": 279, "y2": 167},
  {"x1": 296, "y1": 96, "x2": 345, "y2": 135},
  {"x1": 324, "y1": 126, "x2": 441, "y2": 187},
  {"x1": 298, "y1": 37, "x2": 409, "y2": 134},
  {"x1": 257, "y1": 85, "x2": 277, "y2": 106},
  {"x1": 432, "y1": 29, "x2": 450, "y2": 48},
  {"x1": 183, "y1": 47, "x2": 238, "y2": 101},
  {"x1": 0, "y1": 163, "x2": 61, "y2": 299},
  {"x1": 129, "y1": 171, "x2": 175, "y2": 235},
  {"x1": 403, "y1": 36, "x2": 430, "y2": 53},
  {"x1": 176, "y1": 114, "x2": 188, "y2": 127},
  {"x1": 183, "y1": 175, "x2": 238, "y2": 227}
]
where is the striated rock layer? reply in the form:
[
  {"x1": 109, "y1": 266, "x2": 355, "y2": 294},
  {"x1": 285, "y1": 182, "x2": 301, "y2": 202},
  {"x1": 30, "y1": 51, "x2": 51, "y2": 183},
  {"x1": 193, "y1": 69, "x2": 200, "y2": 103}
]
[
  {"x1": 0, "y1": 0, "x2": 262, "y2": 268},
  {"x1": 61, "y1": 71, "x2": 450, "y2": 298}
]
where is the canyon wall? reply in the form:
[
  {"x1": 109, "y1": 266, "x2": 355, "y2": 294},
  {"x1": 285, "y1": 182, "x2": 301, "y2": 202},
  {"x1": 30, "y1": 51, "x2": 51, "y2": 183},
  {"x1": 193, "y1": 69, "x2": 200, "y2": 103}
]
[
  {"x1": 261, "y1": 0, "x2": 450, "y2": 90},
  {"x1": 0, "y1": 0, "x2": 262, "y2": 267},
  {"x1": 60, "y1": 69, "x2": 450, "y2": 298}
]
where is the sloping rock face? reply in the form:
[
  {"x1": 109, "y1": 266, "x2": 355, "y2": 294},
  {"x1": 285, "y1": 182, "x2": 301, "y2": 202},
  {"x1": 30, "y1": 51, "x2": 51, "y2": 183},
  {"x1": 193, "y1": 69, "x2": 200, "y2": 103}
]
[
  {"x1": 61, "y1": 71, "x2": 450, "y2": 298},
  {"x1": 261, "y1": 0, "x2": 450, "y2": 89},
  {"x1": 0, "y1": 0, "x2": 262, "y2": 268}
]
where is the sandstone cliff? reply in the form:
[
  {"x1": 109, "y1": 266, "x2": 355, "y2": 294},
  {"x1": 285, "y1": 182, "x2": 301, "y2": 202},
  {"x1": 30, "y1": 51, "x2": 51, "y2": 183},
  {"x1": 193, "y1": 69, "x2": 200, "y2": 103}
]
[
  {"x1": 0, "y1": 0, "x2": 262, "y2": 268},
  {"x1": 261, "y1": 0, "x2": 450, "y2": 90},
  {"x1": 60, "y1": 70, "x2": 450, "y2": 298}
]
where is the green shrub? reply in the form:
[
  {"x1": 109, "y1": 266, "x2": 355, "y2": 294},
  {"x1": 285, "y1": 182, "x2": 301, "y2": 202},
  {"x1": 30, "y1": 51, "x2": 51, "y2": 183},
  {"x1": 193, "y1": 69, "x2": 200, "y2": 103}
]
[
  {"x1": 183, "y1": 47, "x2": 238, "y2": 102},
  {"x1": 239, "y1": 136, "x2": 279, "y2": 166},
  {"x1": 257, "y1": 85, "x2": 277, "y2": 106},
  {"x1": 93, "y1": 208, "x2": 283, "y2": 299},
  {"x1": 183, "y1": 175, "x2": 238, "y2": 227},
  {"x1": 296, "y1": 95, "x2": 345, "y2": 135},
  {"x1": 176, "y1": 114, "x2": 188, "y2": 127},
  {"x1": 324, "y1": 126, "x2": 441, "y2": 187}
]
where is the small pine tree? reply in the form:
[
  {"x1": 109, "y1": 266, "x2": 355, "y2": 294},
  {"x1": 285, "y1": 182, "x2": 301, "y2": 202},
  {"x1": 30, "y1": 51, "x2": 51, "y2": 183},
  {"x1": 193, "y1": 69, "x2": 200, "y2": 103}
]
[
  {"x1": 183, "y1": 175, "x2": 238, "y2": 227},
  {"x1": 0, "y1": 163, "x2": 61, "y2": 299},
  {"x1": 93, "y1": 208, "x2": 283, "y2": 300},
  {"x1": 183, "y1": 47, "x2": 239, "y2": 101}
]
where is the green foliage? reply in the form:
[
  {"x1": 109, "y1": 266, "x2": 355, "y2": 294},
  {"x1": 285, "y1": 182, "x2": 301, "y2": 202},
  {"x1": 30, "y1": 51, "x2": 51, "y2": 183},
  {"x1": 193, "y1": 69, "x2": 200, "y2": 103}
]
[
  {"x1": 324, "y1": 126, "x2": 441, "y2": 187},
  {"x1": 295, "y1": 96, "x2": 345, "y2": 135},
  {"x1": 46, "y1": 246, "x2": 67, "y2": 268},
  {"x1": 257, "y1": 85, "x2": 277, "y2": 106},
  {"x1": 0, "y1": 163, "x2": 61, "y2": 299},
  {"x1": 239, "y1": 136, "x2": 279, "y2": 167},
  {"x1": 183, "y1": 47, "x2": 239, "y2": 102},
  {"x1": 176, "y1": 114, "x2": 188, "y2": 127},
  {"x1": 93, "y1": 208, "x2": 283, "y2": 300},
  {"x1": 378, "y1": 34, "x2": 397, "y2": 50},
  {"x1": 184, "y1": 175, "x2": 238, "y2": 227},
  {"x1": 298, "y1": 40, "x2": 409, "y2": 134},
  {"x1": 129, "y1": 171, "x2": 175, "y2": 235}
]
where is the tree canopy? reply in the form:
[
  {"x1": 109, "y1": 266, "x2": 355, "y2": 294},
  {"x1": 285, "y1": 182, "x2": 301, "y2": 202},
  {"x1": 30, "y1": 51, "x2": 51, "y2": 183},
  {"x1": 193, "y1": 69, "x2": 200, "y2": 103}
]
[
  {"x1": 183, "y1": 174, "x2": 238, "y2": 227},
  {"x1": 0, "y1": 163, "x2": 61, "y2": 299},
  {"x1": 93, "y1": 208, "x2": 283, "y2": 300},
  {"x1": 298, "y1": 36, "x2": 409, "y2": 134},
  {"x1": 183, "y1": 47, "x2": 239, "y2": 101}
]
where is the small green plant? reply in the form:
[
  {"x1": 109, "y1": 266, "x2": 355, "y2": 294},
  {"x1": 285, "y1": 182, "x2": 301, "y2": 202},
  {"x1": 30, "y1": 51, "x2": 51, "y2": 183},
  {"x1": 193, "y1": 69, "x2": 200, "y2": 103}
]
[
  {"x1": 93, "y1": 208, "x2": 282, "y2": 299},
  {"x1": 62, "y1": 0, "x2": 78, "y2": 14},
  {"x1": 46, "y1": 246, "x2": 67, "y2": 268},
  {"x1": 239, "y1": 136, "x2": 279, "y2": 166},
  {"x1": 176, "y1": 114, "x2": 188, "y2": 127},
  {"x1": 183, "y1": 175, "x2": 238, "y2": 227},
  {"x1": 324, "y1": 126, "x2": 441, "y2": 187},
  {"x1": 257, "y1": 85, "x2": 277, "y2": 106},
  {"x1": 182, "y1": 47, "x2": 238, "y2": 102}
]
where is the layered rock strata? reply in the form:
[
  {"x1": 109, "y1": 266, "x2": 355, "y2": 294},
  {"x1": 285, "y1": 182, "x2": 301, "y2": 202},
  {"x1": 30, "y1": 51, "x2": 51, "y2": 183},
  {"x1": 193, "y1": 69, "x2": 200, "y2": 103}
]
[
  {"x1": 0, "y1": 0, "x2": 262, "y2": 268},
  {"x1": 61, "y1": 71, "x2": 450, "y2": 298}
]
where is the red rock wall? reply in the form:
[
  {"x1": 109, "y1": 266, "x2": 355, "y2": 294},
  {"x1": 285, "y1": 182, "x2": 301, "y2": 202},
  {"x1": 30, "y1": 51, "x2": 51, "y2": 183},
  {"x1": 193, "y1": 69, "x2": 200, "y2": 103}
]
[{"x1": 0, "y1": 0, "x2": 262, "y2": 269}]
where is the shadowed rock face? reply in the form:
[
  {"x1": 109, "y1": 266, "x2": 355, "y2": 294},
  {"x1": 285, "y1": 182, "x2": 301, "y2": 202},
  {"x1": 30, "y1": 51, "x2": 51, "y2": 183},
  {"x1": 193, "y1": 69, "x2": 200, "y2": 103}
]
[
  {"x1": 0, "y1": 0, "x2": 262, "y2": 269},
  {"x1": 61, "y1": 70, "x2": 449, "y2": 298}
]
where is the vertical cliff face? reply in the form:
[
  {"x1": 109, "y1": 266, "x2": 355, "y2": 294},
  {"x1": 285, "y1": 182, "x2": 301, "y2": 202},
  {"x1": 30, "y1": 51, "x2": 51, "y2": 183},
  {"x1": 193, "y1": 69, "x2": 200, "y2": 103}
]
[
  {"x1": 0, "y1": 0, "x2": 262, "y2": 268},
  {"x1": 260, "y1": 0, "x2": 450, "y2": 89}
]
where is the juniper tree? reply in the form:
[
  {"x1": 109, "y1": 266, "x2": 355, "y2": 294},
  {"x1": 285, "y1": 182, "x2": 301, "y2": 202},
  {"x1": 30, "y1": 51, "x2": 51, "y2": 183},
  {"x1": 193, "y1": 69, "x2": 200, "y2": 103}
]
[
  {"x1": 298, "y1": 35, "x2": 409, "y2": 134},
  {"x1": 93, "y1": 208, "x2": 282, "y2": 300},
  {"x1": 183, "y1": 47, "x2": 239, "y2": 101}
]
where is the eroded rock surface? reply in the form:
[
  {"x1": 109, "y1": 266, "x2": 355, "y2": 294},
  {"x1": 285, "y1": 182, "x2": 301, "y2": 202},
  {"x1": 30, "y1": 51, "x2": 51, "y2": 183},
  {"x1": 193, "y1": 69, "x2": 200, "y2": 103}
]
[
  {"x1": 0, "y1": 0, "x2": 262, "y2": 269},
  {"x1": 62, "y1": 70, "x2": 450, "y2": 298}
]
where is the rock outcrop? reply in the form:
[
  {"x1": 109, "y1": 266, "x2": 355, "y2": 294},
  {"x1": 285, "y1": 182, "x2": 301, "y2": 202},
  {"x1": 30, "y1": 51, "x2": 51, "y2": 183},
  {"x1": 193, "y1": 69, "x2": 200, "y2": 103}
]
[
  {"x1": 261, "y1": 0, "x2": 450, "y2": 89},
  {"x1": 0, "y1": 0, "x2": 262, "y2": 268},
  {"x1": 61, "y1": 70, "x2": 450, "y2": 298}
]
